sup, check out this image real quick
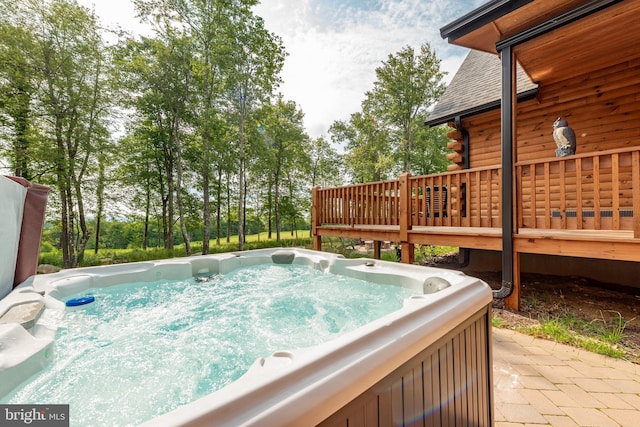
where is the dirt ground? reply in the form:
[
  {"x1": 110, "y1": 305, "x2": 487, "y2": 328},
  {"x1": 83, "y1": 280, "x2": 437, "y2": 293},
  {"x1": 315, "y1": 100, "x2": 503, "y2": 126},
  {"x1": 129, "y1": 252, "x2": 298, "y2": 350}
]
[
  {"x1": 351, "y1": 244, "x2": 640, "y2": 363},
  {"x1": 348, "y1": 244, "x2": 640, "y2": 363},
  {"x1": 469, "y1": 270, "x2": 640, "y2": 358},
  {"x1": 427, "y1": 254, "x2": 640, "y2": 364}
]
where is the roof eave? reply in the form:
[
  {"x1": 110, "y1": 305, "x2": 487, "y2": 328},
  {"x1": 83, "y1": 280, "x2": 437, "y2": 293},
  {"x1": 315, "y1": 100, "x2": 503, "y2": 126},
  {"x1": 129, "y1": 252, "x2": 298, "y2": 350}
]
[
  {"x1": 424, "y1": 87, "x2": 538, "y2": 127},
  {"x1": 440, "y1": 0, "x2": 533, "y2": 43}
]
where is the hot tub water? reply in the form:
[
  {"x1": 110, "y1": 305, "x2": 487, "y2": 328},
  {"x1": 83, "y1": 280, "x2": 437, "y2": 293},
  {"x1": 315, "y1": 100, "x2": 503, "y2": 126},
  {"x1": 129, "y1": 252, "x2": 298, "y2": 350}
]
[{"x1": 3, "y1": 264, "x2": 417, "y2": 426}]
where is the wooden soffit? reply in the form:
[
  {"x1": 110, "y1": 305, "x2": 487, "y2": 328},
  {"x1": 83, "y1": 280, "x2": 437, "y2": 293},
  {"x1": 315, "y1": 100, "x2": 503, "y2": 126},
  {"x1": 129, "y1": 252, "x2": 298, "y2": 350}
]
[
  {"x1": 450, "y1": 0, "x2": 588, "y2": 54},
  {"x1": 448, "y1": 0, "x2": 640, "y2": 85},
  {"x1": 513, "y1": 0, "x2": 640, "y2": 84}
]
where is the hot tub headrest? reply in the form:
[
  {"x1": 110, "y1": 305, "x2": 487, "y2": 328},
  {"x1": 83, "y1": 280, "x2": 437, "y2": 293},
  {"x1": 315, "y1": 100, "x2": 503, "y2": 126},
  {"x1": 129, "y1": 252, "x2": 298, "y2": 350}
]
[
  {"x1": 423, "y1": 277, "x2": 451, "y2": 294},
  {"x1": 271, "y1": 251, "x2": 295, "y2": 264}
]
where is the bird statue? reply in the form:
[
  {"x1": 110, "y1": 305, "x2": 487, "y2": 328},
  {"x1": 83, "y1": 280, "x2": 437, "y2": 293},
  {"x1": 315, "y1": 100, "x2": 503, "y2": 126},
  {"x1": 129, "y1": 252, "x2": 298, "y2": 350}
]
[{"x1": 552, "y1": 117, "x2": 576, "y2": 157}]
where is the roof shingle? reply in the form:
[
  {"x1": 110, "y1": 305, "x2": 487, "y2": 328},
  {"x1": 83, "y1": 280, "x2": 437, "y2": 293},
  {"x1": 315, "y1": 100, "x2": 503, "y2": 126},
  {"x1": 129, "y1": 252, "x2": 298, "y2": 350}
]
[{"x1": 425, "y1": 50, "x2": 537, "y2": 126}]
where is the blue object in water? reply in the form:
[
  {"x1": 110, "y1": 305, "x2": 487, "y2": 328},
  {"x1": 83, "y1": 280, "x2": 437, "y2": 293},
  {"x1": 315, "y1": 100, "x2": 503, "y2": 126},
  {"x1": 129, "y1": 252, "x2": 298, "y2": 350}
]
[{"x1": 66, "y1": 296, "x2": 95, "y2": 307}]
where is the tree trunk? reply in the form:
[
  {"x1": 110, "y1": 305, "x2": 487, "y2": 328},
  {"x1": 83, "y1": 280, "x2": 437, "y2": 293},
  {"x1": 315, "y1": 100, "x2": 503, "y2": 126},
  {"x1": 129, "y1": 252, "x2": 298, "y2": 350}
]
[
  {"x1": 267, "y1": 183, "x2": 273, "y2": 239},
  {"x1": 94, "y1": 153, "x2": 105, "y2": 254},
  {"x1": 202, "y1": 147, "x2": 211, "y2": 254},
  {"x1": 226, "y1": 172, "x2": 231, "y2": 243},
  {"x1": 274, "y1": 162, "x2": 281, "y2": 242},
  {"x1": 70, "y1": 149, "x2": 91, "y2": 265},
  {"x1": 143, "y1": 186, "x2": 150, "y2": 250},
  {"x1": 54, "y1": 114, "x2": 75, "y2": 268},
  {"x1": 174, "y1": 121, "x2": 191, "y2": 256},
  {"x1": 216, "y1": 167, "x2": 222, "y2": 245},
  {"x1": 165, "y1": 161, "x2": 175, "y2": 250},
  {"x1": 238, "y1": 118, "x2": 245, "y2": 251}
]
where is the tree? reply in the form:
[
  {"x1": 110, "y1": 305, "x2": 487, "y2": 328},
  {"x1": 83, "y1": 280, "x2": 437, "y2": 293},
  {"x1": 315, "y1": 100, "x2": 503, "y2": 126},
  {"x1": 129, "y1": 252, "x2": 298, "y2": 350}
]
[
  {"x1": 255, "y1": 94, "x2": 309, "y2": 241},
  {"x1": 135, "y1": 0, "x2": 235, "y2": 255},
  {"x1": 134, "y1": 0, "x2": 286, "y2": 252},
  {"x1": 2, "y1": 0, "x2": 113, "y2": 267},
  {"x1": 221, "y1": 9, "x2": 285, "y2": 250},
  {"x1": 0, "y1": 22, "x2": 39, "y2": 179},
  {"x1": 309, "y1": 136, "x2": 343, "y2": 189},
  {"x1": 330, "y1": 110, "x2": 394, "y2": 183},
  {"x1": 365, "y1": 42, "x2": 447, "y2": 174},
  {"x1": 411, "y1": 123, "x2": 450, "y2": 175}
]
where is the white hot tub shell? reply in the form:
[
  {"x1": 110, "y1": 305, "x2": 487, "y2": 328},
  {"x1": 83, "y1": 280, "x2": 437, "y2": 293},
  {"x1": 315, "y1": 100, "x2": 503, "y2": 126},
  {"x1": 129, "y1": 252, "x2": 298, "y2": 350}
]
[{"x1": 0, "y1": 248, "x2": 494, "y2": 426}]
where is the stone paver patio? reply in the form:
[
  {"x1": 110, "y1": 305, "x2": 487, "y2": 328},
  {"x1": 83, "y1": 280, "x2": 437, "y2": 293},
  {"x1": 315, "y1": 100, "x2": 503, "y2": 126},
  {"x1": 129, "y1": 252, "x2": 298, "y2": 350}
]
[{"x1": 493, "y1": 328, "x2": 640, "y2": 426}]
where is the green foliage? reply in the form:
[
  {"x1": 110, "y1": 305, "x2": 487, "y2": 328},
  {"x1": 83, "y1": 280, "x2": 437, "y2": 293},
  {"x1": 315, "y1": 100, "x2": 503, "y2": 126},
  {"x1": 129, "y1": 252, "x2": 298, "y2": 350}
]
[
  {"x1": 331, "y1": 42, "x2": 449, "y2": 181},
  {"x1": 40, "y1": 242, "x2": 55, "y2": 253},
  {"x1": 309, "y1": 136, "x2": 343, "y2": 188},
  {"x1": 40, "y1": 232, "x2": 313, "y2": 267},
  {"x1": 512, "y1": 312, "x2": 630, "y2": 359},
  {"x1": 592, "y1": 311, "x2": 633, "y2": 345},
  {"x1": 410, "y1": 124, "x2": 451, "y2": 175},
  {"x1": 330, "y1": 111, "x2": 394, "y2": 183},
  {"x1": 413, "y1": 245, "x2": 458, "y2": 265},
  {"x1": 3, "y1": 1, "x2": 453, "y2": 264},
  {"x1": 1, "y1": 0, "x2": 112, "y2": 267},
  {"x1": 492, "y1": 315, "x2": 505, "y2": 328}
]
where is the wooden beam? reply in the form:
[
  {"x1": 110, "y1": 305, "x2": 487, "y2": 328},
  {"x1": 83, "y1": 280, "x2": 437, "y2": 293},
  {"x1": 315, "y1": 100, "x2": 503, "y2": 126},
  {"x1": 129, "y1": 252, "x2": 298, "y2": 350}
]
[{"x1": 514, "y1": 234, "x2": 640, "y2": 262}]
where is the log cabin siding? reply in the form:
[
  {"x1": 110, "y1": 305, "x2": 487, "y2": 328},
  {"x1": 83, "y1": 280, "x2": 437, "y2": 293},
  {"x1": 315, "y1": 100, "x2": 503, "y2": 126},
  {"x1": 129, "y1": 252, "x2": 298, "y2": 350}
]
[
  {"x1": 462, "y1": 109, "x2": 502, "y2": 169},
  {"x1": 461, "y1": 59, "x2": 640, "y2": 171}
]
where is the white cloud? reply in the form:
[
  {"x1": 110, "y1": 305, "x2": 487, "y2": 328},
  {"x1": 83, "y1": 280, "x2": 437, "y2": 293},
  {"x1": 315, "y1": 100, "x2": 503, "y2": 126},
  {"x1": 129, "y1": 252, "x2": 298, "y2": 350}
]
[
  {"x1": 79, "y1": 0, "x2": 151, "y2": 35},
  {"x1": 254, "y1": 0, "x2": 479, "y2": 138},
  {"x1": 78, "y1": 0, "x2": 480, "y2": 138}
]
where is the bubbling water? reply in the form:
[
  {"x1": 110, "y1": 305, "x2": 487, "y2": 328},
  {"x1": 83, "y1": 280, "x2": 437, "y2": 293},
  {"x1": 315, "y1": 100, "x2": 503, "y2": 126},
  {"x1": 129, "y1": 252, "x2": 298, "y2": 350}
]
[{"x1": 3, "y1": 264, "x2": 417, "y2": 427}]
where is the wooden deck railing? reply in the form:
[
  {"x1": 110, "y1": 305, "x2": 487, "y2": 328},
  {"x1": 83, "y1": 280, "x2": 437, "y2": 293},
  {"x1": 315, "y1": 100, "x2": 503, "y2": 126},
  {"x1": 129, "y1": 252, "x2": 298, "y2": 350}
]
[
  {"x1": 314, "y1": 165, "x2": 502, "y2": 229},
  {"x1": 516, "y1": 146, "x2": 640, "y2": 237},
  {"x1": 314, "y1": 146, "x2": 640, "y2": 238},
  {"x1": 315, "y1": 179, "x2": 402, "y2": 226},
  {"x1": 408, "y1": 166, "x2": 501, "y2": 228}
]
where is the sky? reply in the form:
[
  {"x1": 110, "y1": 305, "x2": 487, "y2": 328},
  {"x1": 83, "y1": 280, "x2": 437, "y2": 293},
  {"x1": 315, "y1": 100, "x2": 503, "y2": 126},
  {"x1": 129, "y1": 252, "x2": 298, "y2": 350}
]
[{"x1": 78, "y1": 0, "x2": 484, "y2": 139}]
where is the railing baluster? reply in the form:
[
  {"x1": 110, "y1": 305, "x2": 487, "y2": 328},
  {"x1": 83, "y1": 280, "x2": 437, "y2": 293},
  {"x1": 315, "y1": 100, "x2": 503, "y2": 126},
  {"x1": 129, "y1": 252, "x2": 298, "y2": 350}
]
[
  {"x1": 475, "y1": 170, "x2": 481, "y2": 228},
  {"x1": 530, "y1": 165, "x2": 537, "y2": 229},
  {"x1": 576, "y1": 158, "x2": 583, "y2": 230},
  {"x1": 465, "y1": 171, "x2": 471, "y2": 227},
  {"x1": 560, "y1": 161, "x2": 566, "y2": 229},
  {"x1": 498, "y1": 168, "x2": 503, "y2": 227},
  {"x1": 488, "y1": 170, "x2": 493, "y2": 227},
  {"x1": 544, "y1": 162, "x2": 551, "y2": 229},
  {"x1": 612, "y1": 153, "x2": 620, "y2": 230},
  {"x1": 329, "y1": 189, "x2": 334, "y2": 223},
  {"x1": 446, "y1": 174, "x2": 452, "y2": 227},
  {"x1": 437, "y1": 175, "x2": 443, "y2": 226},
  {"x1": 594, "y1": 156, "x2": 601, "y2": 230},
  {"x1": 633, "y1": 151, "x2": 640, "y2": 238},
  {"x1": 375, "y1": 182, "x2": 380, "y2": 225}
]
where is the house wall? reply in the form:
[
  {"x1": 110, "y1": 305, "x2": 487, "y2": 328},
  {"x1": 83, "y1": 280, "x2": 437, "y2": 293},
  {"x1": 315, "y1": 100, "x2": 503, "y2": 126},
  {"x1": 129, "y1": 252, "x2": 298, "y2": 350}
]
[{"x1": 460, "y1": 58, "x2": 640, "y2": 169}]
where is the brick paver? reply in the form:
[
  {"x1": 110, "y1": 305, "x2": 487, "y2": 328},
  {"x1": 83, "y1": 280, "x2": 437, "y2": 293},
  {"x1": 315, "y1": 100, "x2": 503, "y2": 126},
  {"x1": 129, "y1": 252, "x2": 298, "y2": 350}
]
[{"x1": 493, "y1": 327, "x2": 640, "y2": 426}]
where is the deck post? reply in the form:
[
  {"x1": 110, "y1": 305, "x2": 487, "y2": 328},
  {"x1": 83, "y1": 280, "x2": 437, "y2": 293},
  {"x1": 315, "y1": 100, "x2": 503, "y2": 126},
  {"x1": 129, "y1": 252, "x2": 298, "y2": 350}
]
[
  {"x1": 312, "y1": 186, "x2": 322, "y2": 251},
  {"x1": 399, "y1": 172, "x2": 414, "y2": 264},
  {"x1": 373, "y1": 240, "x2": 381, "y2": 259}
]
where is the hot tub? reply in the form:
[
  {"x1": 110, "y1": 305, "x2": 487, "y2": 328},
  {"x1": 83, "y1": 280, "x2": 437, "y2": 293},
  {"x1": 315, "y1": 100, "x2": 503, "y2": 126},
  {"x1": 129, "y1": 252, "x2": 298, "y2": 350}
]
[{"x1": 0, "y1": 248, "x2": 494, "y2": 426}]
